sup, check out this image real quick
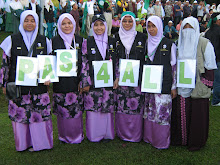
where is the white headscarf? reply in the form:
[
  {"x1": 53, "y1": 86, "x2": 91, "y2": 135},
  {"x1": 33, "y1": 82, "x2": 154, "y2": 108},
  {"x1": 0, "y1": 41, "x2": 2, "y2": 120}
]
[
  {"x1": 60, "y1": 0, "x2": 67, "y2": 8},
  {"x1": 0, "y1": 0, "x2": 5, "y2": 9},
  {"x1": 4, "y1": 0, "x2": 12, "y2": 12},
  {"x1": 45, "y1": 0, "x2": 54, "y2": 12},
  {"x1": 30, "y1": 0, "x2": 36, "y2": 12},
  {"x1": 9, "y1": 0, "x2": 23, "y2": 10},
  {"x1": 178, "y1": 17, "x2": 200, "y2": 60}
]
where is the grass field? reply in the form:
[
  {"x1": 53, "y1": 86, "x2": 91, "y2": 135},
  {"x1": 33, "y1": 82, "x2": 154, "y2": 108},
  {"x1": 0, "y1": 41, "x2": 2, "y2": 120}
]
[{"x1": 0, "y1": 31, "x2": 220, "y2": 165}]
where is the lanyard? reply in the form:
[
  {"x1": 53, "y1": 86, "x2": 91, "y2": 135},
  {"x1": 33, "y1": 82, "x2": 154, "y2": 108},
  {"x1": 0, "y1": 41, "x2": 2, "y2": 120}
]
[
  {"x1": 64, "y1": 36, "x2": 76, "y2": 50},
  {"x1": 145, "y1": 37, "x2": 163, "y2": 60}
]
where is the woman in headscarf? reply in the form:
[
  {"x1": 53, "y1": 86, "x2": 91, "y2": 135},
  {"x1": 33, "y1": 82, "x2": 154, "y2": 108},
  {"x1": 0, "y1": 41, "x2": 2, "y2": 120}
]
[
  {"x1": 144, "y1": 16, "x2": 177, "y2": 149},
  {"x1": 51, "y1": 13, "x2": 84, "y2": 144},
  {"x1": 44, "y1": 0, "x2": 55, "y2": 39},
  {"x1": 171, "y1": 17, "x2": 217, "y2": 151},
  {"x1": 0, "y1": 10, "x2": 53, "y2": 152},
  {"x1": 80, "y1": 14, "x2": 117, "y2": 142},
  {"x1": 115, "y1": 11, "x2": 147, "y2": 142},
  {"x1": 26, "y1": 0, "x2": 42, "y2": 20},
  {"x1": 9, "y1": 0, "x2": 24, "y2": 33}
]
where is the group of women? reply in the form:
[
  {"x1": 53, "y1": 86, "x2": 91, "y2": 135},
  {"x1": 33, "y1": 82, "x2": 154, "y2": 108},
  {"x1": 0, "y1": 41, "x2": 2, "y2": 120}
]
[{"x1": 0, "y1": 10, "x2": 217, "y2": 152}]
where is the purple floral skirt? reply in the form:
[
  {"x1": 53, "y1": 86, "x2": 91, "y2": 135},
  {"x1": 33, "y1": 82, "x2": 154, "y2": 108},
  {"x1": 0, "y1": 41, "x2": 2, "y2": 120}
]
[
  {"x1": 8, "y1": 93, "x2": 51, "y2": 124},
  {"x1": 53, "y1": 92, "x2": 83, "y2": 119}
]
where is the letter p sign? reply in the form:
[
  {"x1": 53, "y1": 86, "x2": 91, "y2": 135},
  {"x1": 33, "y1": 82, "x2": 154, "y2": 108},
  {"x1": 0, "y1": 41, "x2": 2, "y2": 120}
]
[{"x1": 16, "y1": 56, "x2": 38, "y2": 86}]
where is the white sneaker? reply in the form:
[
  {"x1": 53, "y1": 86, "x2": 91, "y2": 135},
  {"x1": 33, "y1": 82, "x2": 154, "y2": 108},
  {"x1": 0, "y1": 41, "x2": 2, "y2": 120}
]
[{"x1": 212, "y1": 102, "x2": 220, "y2": 106}]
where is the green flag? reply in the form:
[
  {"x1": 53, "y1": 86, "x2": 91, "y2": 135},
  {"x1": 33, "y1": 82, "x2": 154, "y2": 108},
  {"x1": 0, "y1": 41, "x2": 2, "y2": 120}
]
[
  {"x1": 81, "y1": 2, "x2": 88, "y2": 35},
  {"x1": 144, "y1": 0, "x2": 150, "y2": 10}
]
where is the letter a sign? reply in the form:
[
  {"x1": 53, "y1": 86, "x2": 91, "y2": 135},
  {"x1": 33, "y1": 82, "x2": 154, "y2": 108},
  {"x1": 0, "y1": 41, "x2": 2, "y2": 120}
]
[
  {"x1": 119, "y1": 59, "x2": 140, "y2": 87},
  {"x1": 177, "y1": 59, "x2": 196, "y2": 88}
]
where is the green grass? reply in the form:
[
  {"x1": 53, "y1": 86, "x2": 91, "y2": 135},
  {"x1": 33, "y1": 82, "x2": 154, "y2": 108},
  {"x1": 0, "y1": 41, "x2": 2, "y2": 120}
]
[{"x1": 0, "y1": 31, "x2": 220, "y2": 165}]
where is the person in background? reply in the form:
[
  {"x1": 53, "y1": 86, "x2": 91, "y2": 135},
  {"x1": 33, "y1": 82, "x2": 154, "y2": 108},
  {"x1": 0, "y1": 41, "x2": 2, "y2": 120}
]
[
  {"x1": 82, "y1": 0, "x2": 95, "y2": 36},
  {"x1": 117, "y1": 0, "x2": 128, "y2": 15},
  {"x1": 164, "y1": 20, "x2": 178, "y2": 39},
  {"x1": 127, "y1": 0, "x2": 136, "y2": 16},
  {"x1": 70, "y1": 1, "x2": 80, "y2": 35},
  {"x1": 137, "y1": 0, "x2": 147, "y2": 19},
  {"x1": 26, "y1": 0, "x2": 42, "y2": 29},
  {"x1": 191, "y1": 0, "x2": 198, "y2": 18},
  {"x1": 111, "y1": 14, "x2": 120, "y2": 36},
  {"x1": 10, "y1": 0, "x2": 24, "y2": 34},
  {"x1": 154, "y1": 0, "x2": 162, "y2": 18},
  {"x1": 26, "y1": 0, "x2": 41, "y2": 18},
  {"x1": 210, "y1": 3, "x2": 217, "y2": 13},
  {"x1": 183, "y1": 0, "x2": 191, "y2": 19},
  {"x1": 164, "y1": 0, "x2": 173, "y2": 26},
  {"x1": 4, "y1": 0, "x2": 13, "y2": 32},
  {"x1": 200, "y1": 20, "x2": 207, "y2": 33},
  {"x1": 0, "y1": 10, "x2": 53, "y2": 152},
  {"x1": 147, "y1": 3, "x2": 155, "y2": 19},
  {"x1": 174, "y1": 0, "x2": 182, "y2": 27},
  {"x1": 171, "y1": 16, "x2": 217, "y2": 151},
  {"x1": 60, "y1": 0, "x2": 67, "y2": 14},
  {"x1": 93, "y1": 0, "x2": 101, "y2": 15},
  {"x1": 176, "y1": 19, "x2": 182, "y2": 31},
  {"x1": 203, "y1": 9, "x2": 213, "y2": 23},
  {"x1": 104, "y1": 0, "x2": 114, "y2": 36},
  {"x1": 197, "y1": 1, "x2": 206, "y2": 19},
  {"x1": 205, "y1": 13, "x2": 220, "y2": 106},
  {"x1": 135, "y1": 17, "x2": 143, "y2": 33},
  {"x1": 44, "y1": 0, "x2": 55, "y2": 39}
]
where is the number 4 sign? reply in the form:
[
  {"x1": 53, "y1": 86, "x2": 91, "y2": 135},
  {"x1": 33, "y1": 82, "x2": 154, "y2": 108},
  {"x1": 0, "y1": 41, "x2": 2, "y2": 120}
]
[{"x1": 92, "y1": 60, "x2": 113, "y2": 88}]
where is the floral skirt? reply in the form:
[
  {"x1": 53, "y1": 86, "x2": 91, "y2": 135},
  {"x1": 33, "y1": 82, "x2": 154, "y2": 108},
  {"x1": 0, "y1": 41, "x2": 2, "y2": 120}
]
[
  {"x1": 53, "y1": 92, "x2": 83, "y2": 119},
  {"x1": 8, "y1": 93, "x2": 51, "y2": 124}
]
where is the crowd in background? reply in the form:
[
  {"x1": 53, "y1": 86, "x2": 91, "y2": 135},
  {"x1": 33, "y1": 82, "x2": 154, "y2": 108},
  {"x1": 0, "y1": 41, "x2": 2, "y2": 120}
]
[{"x1": 0, "y1": 0, "x2": 220, "y2": 38}]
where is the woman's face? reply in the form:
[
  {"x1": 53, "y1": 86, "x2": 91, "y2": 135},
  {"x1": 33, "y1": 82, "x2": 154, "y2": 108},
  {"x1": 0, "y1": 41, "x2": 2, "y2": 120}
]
[
  {"x1": 147, "y1": 21, "x2": 158, "y2": 36},
  {"x1": 183, "y1": 23, "x2": 193, "y2": 29},
  {"x1": 122, "y1": 16, "x2": 133, "y2": 31},
  {"x1": 23, "y1": 15, "x2": 36, "y2": 32},
  {"x1": 93, "y1": 20, "x2": 105, "y2": 35},
  {"x1": 61, "y1": 17, "x2": 74, "y2": 34}
]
